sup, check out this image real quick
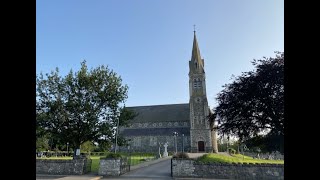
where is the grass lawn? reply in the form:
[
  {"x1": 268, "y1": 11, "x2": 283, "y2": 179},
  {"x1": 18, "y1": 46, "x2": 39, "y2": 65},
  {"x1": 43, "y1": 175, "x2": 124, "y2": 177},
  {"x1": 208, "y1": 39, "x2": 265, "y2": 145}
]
[
  {"x1": 129, "y1": 155, "x2": 155, "y2": 166},
  {"x1": 197, "y1": 153, "x2": 284, "y2": 164},
  {"x1": 89, "y1": 156, "x2": 101, "y2": 172},
  {"x1": 36, "y1": 156, "x2": 72, "y2": 160}
]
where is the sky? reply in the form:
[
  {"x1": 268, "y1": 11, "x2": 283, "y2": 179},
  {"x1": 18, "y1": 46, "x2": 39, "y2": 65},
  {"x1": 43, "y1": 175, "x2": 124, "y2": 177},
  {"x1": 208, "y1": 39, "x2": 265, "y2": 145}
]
[{"x1": 36, "y1": 0, "x2": 284, "y2": 108}]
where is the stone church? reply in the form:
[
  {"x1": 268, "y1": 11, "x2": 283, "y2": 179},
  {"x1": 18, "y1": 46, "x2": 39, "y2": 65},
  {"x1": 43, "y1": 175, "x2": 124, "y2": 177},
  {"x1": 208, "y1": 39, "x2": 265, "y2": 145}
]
[{"x1": 119, "y1": 31, "x2": 213, "y2": 153}]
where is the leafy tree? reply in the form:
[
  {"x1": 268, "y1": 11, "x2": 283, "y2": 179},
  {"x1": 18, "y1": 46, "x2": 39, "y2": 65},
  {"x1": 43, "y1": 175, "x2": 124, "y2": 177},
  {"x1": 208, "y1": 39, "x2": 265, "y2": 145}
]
[
  {"x1": 81, "y1": 141, "x2": 96, "y2": 154},
  {"x1": 244, "y1": 133, "x2": 284, "y2": 154},
  {"x1": 215, "y1": 52, "x2": 284, "y2": 150},
  {"x1": 36, "y1": 135, "x2": 50, "y2": 152},
  {"x1": 36, "y1": 60, "x2": 130, "y2": 156},
  {"x1": 95, "y1": 140, "x2": 112, "y2": 152}
]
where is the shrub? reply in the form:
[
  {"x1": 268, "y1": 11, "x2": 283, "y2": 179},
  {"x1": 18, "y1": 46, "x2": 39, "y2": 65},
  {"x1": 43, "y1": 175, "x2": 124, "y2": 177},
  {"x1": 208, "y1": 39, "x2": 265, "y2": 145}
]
[
  {"x1": 228, "y1": 148, "x2": 236, "y2": 154},
  {"x1": 172, "y1": 152, "x2": 189, "y2": 159}
]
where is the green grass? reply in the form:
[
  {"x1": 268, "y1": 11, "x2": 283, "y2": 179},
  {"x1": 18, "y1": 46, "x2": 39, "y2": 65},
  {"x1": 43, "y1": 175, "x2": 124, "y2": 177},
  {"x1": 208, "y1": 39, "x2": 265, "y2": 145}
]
[
  {"x1": 129, "y1": 155, "x2": 155, "y2": 166},
  {"x1": 89, "y1": 156, "x2": 101, "y2": 173},
  {"x1": 197, "y1": 153, "x2": 284, "y2": 164},
  {"x1": 36, "y1": 156, "x2": 72, "y2": 160}
]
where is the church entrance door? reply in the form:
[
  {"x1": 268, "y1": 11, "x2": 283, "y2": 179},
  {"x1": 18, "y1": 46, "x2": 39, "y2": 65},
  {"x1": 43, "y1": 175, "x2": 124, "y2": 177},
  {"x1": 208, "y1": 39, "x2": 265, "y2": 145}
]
[{"x1": 198, "y1": 141, "x2": 205, "y2": 152}]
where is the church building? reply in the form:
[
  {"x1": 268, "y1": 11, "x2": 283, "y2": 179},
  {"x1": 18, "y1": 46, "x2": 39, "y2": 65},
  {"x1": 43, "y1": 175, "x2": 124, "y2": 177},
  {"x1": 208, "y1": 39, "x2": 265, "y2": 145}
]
[{"x1": 119, "y1": 31, "x2": 213, "y2": 153}]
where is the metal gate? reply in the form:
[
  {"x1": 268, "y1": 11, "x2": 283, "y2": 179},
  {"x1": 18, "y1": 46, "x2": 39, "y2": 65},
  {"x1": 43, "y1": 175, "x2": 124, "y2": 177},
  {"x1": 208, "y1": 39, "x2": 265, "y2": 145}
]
[{"x1": 120, "y1": 156, "x2": 130, "y2": 174}]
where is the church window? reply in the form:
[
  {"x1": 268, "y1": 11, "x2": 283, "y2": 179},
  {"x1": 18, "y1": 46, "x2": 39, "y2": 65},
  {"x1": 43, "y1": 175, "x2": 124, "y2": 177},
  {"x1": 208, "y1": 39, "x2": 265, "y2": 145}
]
[
  {"x1": 150, "y1": 137, "x2": 157, "y2": 146},
  {"x1": 193, "y1": 79, "x2": 197, "y2": 88},
  {"x1": 133, "y1": 137, "x2": 141, "y2": 147},
  {"x1": 197, "y1": 78, "x2": 202, "y2": 88},
  {"x1": 193, "y1": 78, "x2": 202, "y2": 88},
  {"x1": 205, "y1": 121, "x2": 209, "y2": 128},
  {"x1": 194, "y1": 116, "x2": 198, "y2": 124}
]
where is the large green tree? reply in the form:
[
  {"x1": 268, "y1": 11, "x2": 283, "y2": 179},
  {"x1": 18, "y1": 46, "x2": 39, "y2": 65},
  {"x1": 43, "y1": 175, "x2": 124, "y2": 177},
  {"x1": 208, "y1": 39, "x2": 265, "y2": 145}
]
[
  {"x1": 215, "y1": 52, "x2": 284, "y2": 151},
  {"x1": 36, "y1": 61, "x2": 130, "y2": 156},
  {"x1": 36, "y1": 135, "x2": 50, "y2": 152}
]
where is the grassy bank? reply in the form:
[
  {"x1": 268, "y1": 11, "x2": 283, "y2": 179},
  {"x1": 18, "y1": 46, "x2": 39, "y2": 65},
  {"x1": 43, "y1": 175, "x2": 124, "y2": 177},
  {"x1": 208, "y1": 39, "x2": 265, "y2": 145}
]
[{"x1": 197, "y1": 153, "x2": 284, "y2": 164}]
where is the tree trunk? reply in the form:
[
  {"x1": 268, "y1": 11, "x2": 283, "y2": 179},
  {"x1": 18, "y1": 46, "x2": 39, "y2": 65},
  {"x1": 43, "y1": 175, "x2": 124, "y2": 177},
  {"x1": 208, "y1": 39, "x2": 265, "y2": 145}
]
[{"x1": 211, "y1": 128, "x2": 218, "y2": 153}]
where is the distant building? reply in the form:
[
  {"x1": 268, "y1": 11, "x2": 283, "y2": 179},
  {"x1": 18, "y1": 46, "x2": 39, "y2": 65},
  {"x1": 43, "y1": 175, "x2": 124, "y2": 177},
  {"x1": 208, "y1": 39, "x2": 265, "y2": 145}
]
[{"x1": 119, "y1": 32, "x2": 214, "y2": 153}]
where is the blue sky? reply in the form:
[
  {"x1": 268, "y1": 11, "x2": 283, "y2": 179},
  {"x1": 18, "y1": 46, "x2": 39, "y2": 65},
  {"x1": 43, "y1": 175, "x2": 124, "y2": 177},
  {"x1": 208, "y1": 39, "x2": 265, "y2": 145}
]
[{"x1": 36, "y1": 0, "x2": 284, "y2": 108}]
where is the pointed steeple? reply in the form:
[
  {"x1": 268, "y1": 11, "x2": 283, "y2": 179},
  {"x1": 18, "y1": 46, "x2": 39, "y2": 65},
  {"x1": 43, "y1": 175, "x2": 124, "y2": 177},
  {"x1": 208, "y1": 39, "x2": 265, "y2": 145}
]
[{"x1": 191, "y1": 29, "x2": 204, "y2": 72}]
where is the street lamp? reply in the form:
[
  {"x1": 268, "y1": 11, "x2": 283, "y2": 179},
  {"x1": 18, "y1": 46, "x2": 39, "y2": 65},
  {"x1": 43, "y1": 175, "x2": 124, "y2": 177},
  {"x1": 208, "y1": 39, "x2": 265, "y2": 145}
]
[
  {"x1": 66, "y1": 142, "x2": 69, "y2": 156},
  {"x1": 173, "y1": 132, "x2": 178, "y2": 154},
  {"x1": 115, "y1": 116, "x2": 120, "y2": 153},
  {"x1": 182, "y1": 134, "x2": 184, "y2": 153}
]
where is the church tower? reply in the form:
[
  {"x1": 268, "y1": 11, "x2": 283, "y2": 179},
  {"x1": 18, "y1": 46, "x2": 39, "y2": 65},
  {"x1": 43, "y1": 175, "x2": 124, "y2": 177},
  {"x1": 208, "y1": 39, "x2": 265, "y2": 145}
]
[{"x1": 189, "y1": 30, "x2": 212, "y2": 152}]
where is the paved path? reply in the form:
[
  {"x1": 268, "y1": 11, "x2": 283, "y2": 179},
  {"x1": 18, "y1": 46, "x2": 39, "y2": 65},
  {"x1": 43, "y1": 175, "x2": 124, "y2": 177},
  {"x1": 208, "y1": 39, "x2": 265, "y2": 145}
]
[{"x1": 102, "y1": 156, "x2": 172, "y2": 180}]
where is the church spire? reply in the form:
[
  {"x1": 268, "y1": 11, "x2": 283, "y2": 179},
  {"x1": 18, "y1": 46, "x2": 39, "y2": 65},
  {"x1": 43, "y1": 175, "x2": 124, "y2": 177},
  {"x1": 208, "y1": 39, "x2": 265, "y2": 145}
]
[{"x1": 191, "y1": 26, "x2": 204, "y2": 72}]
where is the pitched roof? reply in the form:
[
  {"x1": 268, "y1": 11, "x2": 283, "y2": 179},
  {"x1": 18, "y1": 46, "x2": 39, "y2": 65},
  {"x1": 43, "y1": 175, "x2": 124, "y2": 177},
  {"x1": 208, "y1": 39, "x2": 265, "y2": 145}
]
[{"x1": 127, "y1": 103, "x2": 190, "y2": 123}]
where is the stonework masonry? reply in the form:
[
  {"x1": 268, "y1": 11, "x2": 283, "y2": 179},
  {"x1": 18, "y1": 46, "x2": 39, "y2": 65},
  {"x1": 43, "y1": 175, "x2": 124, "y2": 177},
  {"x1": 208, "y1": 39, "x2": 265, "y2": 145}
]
[
  {"x1": 172, "y1": 159, "x2": 284, "y2": 180},
  {"x1": 36, "y1": 157, "x2": 92, "y2": 175},
  {"x1": 98, "y1": 158, "x2": 129, "y2": 176},
  {"x1": 119, "y1": 135, "x2": 191, "y2": 153}
]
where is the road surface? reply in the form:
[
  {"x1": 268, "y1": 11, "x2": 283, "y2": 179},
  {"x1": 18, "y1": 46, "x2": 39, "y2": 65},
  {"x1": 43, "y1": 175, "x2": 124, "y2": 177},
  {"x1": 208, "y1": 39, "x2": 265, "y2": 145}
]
[{"x1": 102, "y1": 158, "x2": 172, "y2": 180}]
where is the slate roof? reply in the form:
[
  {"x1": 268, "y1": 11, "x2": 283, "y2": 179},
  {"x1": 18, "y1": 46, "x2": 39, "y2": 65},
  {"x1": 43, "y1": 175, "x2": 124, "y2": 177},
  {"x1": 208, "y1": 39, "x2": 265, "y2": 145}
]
[
  {"x1": 120, "y1": 127, "x2": 190, "y2": 136},
  {"x1": 127, "y1": 103, "x2": 190, "y2": 123}
]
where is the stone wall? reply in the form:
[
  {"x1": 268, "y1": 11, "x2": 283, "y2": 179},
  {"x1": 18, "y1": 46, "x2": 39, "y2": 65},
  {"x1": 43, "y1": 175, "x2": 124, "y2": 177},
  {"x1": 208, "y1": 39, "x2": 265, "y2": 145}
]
[
  {"x1": 36, "y1": 157, "x2": 92, "y2": 175},
  {"x1": 99, "y1": 158, "x2": 129, "y2": 176},
  {"x1": 172, "y1": 159, "x2": 284, "y2": 180}
]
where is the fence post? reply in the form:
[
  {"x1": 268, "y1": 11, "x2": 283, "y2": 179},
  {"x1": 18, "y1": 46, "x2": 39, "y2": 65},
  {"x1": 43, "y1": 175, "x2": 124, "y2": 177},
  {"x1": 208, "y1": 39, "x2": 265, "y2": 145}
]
[{"x1": 171, "y1": 158, "x2": 172, "y2": 177}]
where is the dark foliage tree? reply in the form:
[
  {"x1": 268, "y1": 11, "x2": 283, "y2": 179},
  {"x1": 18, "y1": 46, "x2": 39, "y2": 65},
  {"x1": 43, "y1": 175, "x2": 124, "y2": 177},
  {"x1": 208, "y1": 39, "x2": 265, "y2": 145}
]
[
  {"x1": 215, "y1": 52, "x2": 284, "y2": 152},
  {"x1": 244, "y1": 134, "x2": 284, "y2": 154},
  {"x1": 36, "y1": 60, "x2": 131, "y2": 156}
]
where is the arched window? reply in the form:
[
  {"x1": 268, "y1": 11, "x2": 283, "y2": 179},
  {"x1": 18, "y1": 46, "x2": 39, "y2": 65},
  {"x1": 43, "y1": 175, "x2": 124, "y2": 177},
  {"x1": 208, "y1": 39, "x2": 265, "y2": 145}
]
[
  {"x1": 193, "y1": 78, "x2": 202, "y2": 89},
  {"x1": 197, "y1": 78, "x2": 202, "y2": 88},
  {"x1": 193, "y1": 78, "x2": 197, "y2": 88}
]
